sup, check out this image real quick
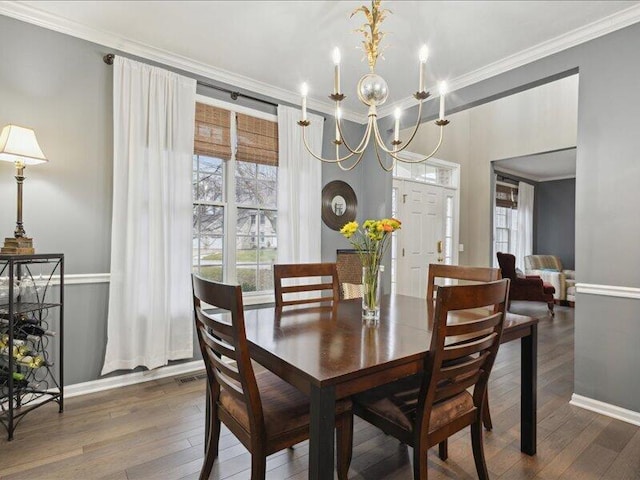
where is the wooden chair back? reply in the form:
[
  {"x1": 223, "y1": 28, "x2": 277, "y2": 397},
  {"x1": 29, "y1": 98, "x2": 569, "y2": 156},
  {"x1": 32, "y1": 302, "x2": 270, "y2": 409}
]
[
  {"x1": 417, "y1": 279, "x2": 510, "y2": 438},
  {"x1": 273, "y1": 263, "x2": 339, "y2": 307},
  {"x1": 191, "y1": 275, "x2": 264, "y2": 437},
  {"x1": 427, "y1": 263, "x2": 501, "y2": 301},
  {"x1": 336, "y1": 249, "x2": 364, "y2": 299}
]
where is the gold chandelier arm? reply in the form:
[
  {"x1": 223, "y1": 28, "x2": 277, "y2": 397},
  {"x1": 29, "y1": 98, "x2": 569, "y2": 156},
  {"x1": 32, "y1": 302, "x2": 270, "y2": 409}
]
[
  {"x1": 301, "y1": 124, "x2": 361, "y2": 164},
  {"x1": 373, "y1": 136, "x2": 395, "y2": 172},
  {"x1": 336, "y1": 114, "x2": 373, "y2": 154},
  {"x1": 370, "y1": 101, "x2": 429, "y2": 156},
  {"x1": 337, "y1": 148, "x2": 368, "y2": 171},
  {"x1": 386, "y1": 124, "x2": 445, "y2": 164}
]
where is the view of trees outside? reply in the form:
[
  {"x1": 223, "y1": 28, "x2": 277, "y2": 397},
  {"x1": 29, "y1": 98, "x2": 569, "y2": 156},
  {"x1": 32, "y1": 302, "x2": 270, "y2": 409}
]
[{"x1": 192, "y1": 155, "x2": 278, "y2": 292}]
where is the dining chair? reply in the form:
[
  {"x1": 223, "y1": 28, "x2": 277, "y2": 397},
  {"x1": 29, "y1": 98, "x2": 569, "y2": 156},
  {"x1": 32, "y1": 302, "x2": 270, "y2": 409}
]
[
  {"x1": 352, "y1": 279, "x2": 510, "y2": 479},
  {"x1": 192, "y1": 275, "x2": 353, "y2": 480},
  {"x1": 336, "y1": 249, "x2": 364, "y2": 299},
  {"x1": 427, "y1": 263, "x2": 500, "y2": 432},
  {"x1": 273, "y1": 262, "x2": 340, "y2": 307}
]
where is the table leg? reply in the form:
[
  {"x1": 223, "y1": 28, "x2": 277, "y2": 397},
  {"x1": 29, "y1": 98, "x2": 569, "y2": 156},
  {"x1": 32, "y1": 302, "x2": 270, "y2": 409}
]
[
  {"x1": 521, "y1": 324, "x2": 537, "y2": 455},
  {"x1": 309, "y1": 384, "x2": 336, "y2": 480}
]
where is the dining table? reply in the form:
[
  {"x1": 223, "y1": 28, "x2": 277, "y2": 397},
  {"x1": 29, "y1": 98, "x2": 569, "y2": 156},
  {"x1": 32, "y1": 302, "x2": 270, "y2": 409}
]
[{"x1": 241, "y1": 294, "x2": 539, "y2": 480}]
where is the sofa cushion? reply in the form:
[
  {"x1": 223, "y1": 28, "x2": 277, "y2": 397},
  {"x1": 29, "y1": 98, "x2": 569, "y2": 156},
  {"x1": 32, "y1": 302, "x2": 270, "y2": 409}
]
[{"x1": 525, "y1": 255, "x2": 563, "y2": 271}]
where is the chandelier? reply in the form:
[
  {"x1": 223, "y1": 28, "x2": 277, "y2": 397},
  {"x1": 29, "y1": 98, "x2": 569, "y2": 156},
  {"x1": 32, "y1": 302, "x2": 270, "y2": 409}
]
[{"x1": 298, "y1": 0, "x2": 449, "y2": 172}]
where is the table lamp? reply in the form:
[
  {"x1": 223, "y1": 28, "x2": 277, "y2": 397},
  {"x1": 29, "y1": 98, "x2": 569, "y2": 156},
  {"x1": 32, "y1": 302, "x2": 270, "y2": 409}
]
[{"x1": 0, "y1": 125, "x2": 48, "y2": 254}]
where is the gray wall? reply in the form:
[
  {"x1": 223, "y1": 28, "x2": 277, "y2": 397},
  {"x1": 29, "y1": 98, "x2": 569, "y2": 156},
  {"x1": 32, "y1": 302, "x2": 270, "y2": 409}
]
[
  {"x1": 534, "y1": 178, "x2": 576, "y2": 270},
  {"x1": 0, "y1": 14, "x2": 362, "y2": 385}
]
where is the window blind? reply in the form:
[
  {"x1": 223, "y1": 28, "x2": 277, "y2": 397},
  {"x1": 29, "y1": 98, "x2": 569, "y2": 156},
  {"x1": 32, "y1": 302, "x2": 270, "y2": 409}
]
[
  {"x1": 194, "y1": 103, "x2": 232, "y2": 160},
  {"x1": 496, "y1": 183, "x2": 518, "y2": 208},
  {"x1": 236, "y1": 113, "x2": 278, "y2": 166}
]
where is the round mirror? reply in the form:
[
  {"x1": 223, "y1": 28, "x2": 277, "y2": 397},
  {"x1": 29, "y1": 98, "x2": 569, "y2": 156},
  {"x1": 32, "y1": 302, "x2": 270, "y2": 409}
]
[
  {"x1": 322, "y1": 181, "x2": 357, "y2": 230},
  {"x1": 331, "y1": 195, "x2": 347, "y2": 216}
]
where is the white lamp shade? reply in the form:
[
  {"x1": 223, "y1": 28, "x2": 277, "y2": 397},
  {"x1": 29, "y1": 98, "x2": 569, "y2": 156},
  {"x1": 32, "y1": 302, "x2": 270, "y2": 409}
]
[{"x1": 0, "y1": 125, "x2": 48, "y2": 166}]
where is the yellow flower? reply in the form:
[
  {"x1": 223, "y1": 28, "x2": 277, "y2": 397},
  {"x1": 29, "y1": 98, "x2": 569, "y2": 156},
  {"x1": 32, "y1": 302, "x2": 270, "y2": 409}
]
[{"x1": 340, "y1": 221, "x2": 358, "y2": 238}]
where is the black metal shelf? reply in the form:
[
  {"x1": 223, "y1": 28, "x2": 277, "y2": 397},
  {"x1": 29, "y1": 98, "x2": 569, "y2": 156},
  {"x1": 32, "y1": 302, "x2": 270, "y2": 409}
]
[
  {"x1": 0, "y1": 302, "x2": 61, "y2": 315},
  {"x1": 0, "y1": 254, "x2": 64, "y2": 440}
]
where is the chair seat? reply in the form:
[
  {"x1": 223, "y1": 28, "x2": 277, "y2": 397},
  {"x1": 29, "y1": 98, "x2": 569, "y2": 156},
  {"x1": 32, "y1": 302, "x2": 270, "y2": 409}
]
[
  {"x1": 353, "y1": 374, "x2": 474, "y2": 433},
  {"x1": 219, "y1": 369, "x2": 351, "y2": 440}
]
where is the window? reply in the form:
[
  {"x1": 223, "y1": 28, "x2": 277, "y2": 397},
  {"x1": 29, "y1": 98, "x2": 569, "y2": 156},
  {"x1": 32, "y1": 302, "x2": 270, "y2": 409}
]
[
  {"x1": 192, "y1": 100, "x2": 278, "y2": 294},
  {"x1": 494, "y1": 181, "x2": 518, "y2": 264}
]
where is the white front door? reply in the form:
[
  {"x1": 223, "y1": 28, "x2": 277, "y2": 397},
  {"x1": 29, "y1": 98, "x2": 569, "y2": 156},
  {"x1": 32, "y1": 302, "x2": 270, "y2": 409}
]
[{"x1": 395, "y1": 180, "x2": 445, "y2": 298}]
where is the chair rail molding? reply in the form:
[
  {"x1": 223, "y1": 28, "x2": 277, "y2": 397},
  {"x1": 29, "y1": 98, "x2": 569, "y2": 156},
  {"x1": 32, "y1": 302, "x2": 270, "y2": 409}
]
[
  {"x1": 49, "y1": 273, "x2": 111, "y2": 285},
  {"x1": 575, "y1": 282, "x2": 640, "y2": 300}
]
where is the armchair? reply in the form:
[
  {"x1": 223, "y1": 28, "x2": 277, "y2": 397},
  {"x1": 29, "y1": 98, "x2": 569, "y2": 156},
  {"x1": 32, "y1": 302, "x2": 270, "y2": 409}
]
[
  {"x1": 525, "y1": 255, "x2": 576, "y2": 304},
  {"x1": 497, "y1": 252, "x2": 555, "y2": 315}
]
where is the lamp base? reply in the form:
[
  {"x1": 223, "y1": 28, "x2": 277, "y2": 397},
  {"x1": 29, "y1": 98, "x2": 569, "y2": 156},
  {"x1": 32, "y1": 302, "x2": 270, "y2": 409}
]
[{"x1": 1, "y1": 237, "x2": 35, "y2": 254}]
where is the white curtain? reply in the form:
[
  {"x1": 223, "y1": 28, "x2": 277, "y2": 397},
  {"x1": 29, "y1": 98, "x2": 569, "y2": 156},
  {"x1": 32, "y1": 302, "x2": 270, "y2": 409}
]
[
  {"x1": 515, "y1": 181, "x2": 535, "y2": 272},
  {"x1": 102, "y1": 57, "x2": 196, "y2": 374},
  {"x1": 277, "y1": 105, "x2": 324, "y2": 263}
]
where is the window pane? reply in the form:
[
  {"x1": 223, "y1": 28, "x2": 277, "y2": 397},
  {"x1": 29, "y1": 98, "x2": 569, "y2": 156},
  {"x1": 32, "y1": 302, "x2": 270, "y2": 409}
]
[
  {"x1": 257, "y1": 164, "x2": 277, "y2": 181},
  {"x1": 194, "y1": 155, "x2": 223, "y2": 202},
  {"x1": 236, "y1": 160, "x2": 256, "y2": 179},
  {"x1": 199, "y1": 156, "x2": 223, "y2": 174},
  {"x1": 258, "y1": 265, "x2": 274, "y2": 291},
  {"x1": 261, "y1": 211, "x2": 277, "y2": 236},
  {"x1": 198, "y1": 172, "x2": 223, "y2": 202},
  {"x1": 195, "y1": 205, "x2": 224, "y2": 235},
  {"x1": 237, "y1": 265, "x2": 257, "y2": 292},
  {"x1": 237, "y1": 208, "x2": 258, "y2": 236},
  {"x1": 236, "y1": 237, "x2": 258, "y2": 262},
  {"x1": 257, "y1": 181, "x2": 277, "y2": 208},
  {"x1": 194, "y1": 235, "x2": 223, "y2": 281}
]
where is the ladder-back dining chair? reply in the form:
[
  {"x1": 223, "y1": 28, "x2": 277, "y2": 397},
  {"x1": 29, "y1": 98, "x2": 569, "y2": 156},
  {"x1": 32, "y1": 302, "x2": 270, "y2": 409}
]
[
  {"x1": 352, "y1": 279, "x2": 510, "y2": 479},
  {"x1": 192, "y1": 275, "x2": 352, "y2": 480},
  {"x1": 273, "y1": 262, "x2": 340, "y2": 308},
  {"x1": 336, "y1": 249, "x2": 364, "y2": 299},
  {"x1": 427, "y1": 263, "x2": 501, "y2": 435}
]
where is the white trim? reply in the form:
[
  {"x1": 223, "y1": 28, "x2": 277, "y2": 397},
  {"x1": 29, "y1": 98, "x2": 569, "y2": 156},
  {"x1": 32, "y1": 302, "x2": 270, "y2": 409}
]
[
  {"x1": 2, "y1": 1, "x2": 640, "y2": 125},
  {"x1": 537, "y1": 174, "x2": 576, "y2": 182},
  {"x1": 0, "y1": 1, "x2": 363, "y2": 123},
  {"x1": 196, "y1": 94, "x2": 277, "y2": 122},
  {"x1": 64, "y1": 360, "x2": 205, "y2": 398},
  {"x1": 377, "y1": 3, "x2": 640, "y2": 119},
  {"x1": 570, "y1": 394, "x2": 640, "y2": 427},
  {"x1": 575, "y1": 283, "x2": 640, "y2": 300},
  {"x1": 56, "y1": 273, "x2": 110, "y2": 285},
  {"x1": 494, "y1": 166, "x2": 576, "y2": 183}
]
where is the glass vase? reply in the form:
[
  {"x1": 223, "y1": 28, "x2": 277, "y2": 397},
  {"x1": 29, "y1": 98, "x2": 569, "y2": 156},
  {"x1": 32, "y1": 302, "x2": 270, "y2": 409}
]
[{"x1": 362, "y1": 265, "x2": 382, "y2": 323}]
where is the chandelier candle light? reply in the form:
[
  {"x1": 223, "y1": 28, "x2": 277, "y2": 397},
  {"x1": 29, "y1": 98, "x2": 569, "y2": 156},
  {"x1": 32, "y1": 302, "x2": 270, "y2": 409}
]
[{"x1": 298, "y1": 0, "x2": 449, "y2": 172}]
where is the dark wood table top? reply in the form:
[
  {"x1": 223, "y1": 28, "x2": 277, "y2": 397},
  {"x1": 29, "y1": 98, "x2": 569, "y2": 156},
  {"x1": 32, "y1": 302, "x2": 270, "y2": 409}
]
[{"x1": 242, "y1": 294, "x2": 538, "y2": 392}]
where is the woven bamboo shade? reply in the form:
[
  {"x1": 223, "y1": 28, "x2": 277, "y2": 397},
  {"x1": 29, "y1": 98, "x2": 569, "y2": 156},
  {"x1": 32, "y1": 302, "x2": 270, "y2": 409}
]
[
  {"x1": 194, "y1": 103, "x2": 232, "y2": 160},
  {"x1": 496, "y1": 184, "x2": 518, "y2": 209},
  {"x1": 236, "y1": 113, "x2": 278, "y2": 166}
]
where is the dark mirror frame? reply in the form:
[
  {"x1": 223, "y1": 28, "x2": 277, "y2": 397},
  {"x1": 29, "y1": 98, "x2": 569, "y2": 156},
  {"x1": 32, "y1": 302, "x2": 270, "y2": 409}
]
[{"x1": 321, "y1": 180, "x2": 357, "y2": 231}]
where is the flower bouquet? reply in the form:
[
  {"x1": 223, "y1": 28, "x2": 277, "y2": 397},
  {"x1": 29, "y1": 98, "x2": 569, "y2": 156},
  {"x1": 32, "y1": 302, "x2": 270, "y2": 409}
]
[{"x1": 340, "y1": 218, "x2": 401, "y2": 321}]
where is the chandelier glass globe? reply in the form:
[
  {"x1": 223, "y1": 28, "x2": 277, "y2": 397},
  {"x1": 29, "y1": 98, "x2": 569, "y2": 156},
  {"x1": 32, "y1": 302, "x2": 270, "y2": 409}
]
[{"x1": 357, "y1": 73, "x2": 389, "y2": 106}]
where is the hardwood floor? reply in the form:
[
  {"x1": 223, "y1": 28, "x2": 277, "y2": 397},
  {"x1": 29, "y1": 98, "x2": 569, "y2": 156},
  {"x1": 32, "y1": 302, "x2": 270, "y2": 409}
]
[{"x1": 1, "y1": 303, "x2": 639, "y2": 479}]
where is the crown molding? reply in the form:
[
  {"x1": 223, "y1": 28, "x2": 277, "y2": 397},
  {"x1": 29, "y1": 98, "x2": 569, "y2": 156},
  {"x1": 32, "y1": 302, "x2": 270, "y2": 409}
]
[
  {"x1": 0, "y1": 1, "x2": 365, "y2": 123},
  {"x1": 494, "y1": 166, "x2": 576, "y2": 183},
  {"x1": 378, "y1": 3, "x2": 640, "y2": 120},
  {"x1": 2, "y1": 1, "x2": 639, "y2": 125}
]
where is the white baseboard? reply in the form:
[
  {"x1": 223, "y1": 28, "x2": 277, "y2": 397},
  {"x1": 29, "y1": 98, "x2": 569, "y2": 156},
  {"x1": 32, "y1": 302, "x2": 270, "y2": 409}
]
[
  {"x1": 64, "y1": 360, "x2": 205, "y2": 398},
  {"x1": 570, "y1": 393, "x2": 640, "y2": 427}
]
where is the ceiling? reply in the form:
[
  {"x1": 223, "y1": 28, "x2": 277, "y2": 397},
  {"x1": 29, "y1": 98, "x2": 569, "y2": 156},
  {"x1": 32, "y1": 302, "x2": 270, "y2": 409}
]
[
  {"x1": 4, "y1": 1, "x2": 640, "y2": 121},
  {"x1": 494, "y1": 148, "x2": 576, "y2": 182}
]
